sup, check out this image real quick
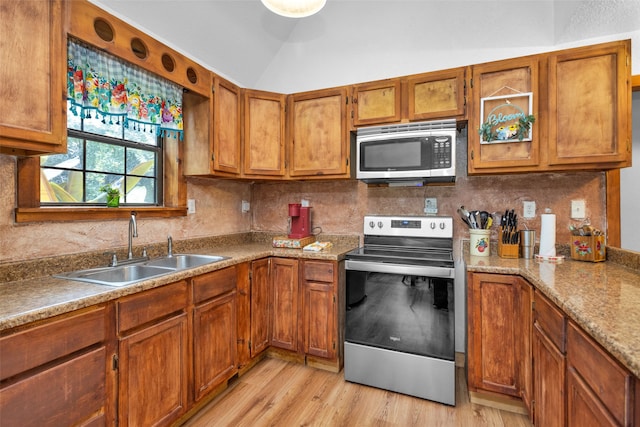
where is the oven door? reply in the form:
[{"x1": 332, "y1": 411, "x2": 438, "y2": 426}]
[{"x1": 345, "y1": 259, "x2": 454, "y2": 361}]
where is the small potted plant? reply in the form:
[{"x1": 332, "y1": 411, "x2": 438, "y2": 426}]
[{"x1": 100, "y1": 184, "x2": 121, "y2": 207}]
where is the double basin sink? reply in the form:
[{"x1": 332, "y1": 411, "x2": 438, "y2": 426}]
[{"x1": 54, "y1": 254, "x2": 228, "y2": 287}]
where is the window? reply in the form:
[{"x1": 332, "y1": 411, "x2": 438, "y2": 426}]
[{"x1": 38, "y1": 39, "x2": 183, "y2": 207}]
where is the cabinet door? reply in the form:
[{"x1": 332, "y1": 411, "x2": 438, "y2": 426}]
[
  {"x1": 467, "y1": 273, "x2": 520, "y2": 396},
  {"x1": 118, "y1": 314, "x2": 188, "y2": 427},
  {"x1": 212, "y1": 76, "x2": 241, "y2": 175},
  {"x1": 533, "y1": 323, "x2": 566, "y2": 427},
  {"x1": 0, "y1": 0, "x2": 67, "y2": 155},
  {"x1": 270, "y1": 258, "x2": 299, "y2": 351},
  {"x1": 250, "y1": 258, "x2": 271, "y2": 357},
  {"x1": 407, "y1": 67, "x2": 467, "y2": 121},
  {"x1": 193, "y1": 291, "x2": 237, "y2": 402},
  {"x1": 243, "y1": 89, "x2": 286, "y2": 177},
  {"x1": 468, "y1": 57, "x2": 540, "y2": 174},
  {"x1": 302, "y1": 281, "x2": 336, "y2": 359},
  {"x1": 547, "y1": 40, "x2": 631, "y2": 168},
  {"x1": 351, "y1": 79, "x2": 402, "y2": 126},
  {"x1": 567, "y1": 367, "x2": 618, "y2": 427},
  {"x1": 288, "y1": 87, "x2": 350, "y2": 178}
]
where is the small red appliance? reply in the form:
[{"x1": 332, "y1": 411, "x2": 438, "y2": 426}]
[{"x1": 288, "y1": 203, "x2": 311, "y2": 239}]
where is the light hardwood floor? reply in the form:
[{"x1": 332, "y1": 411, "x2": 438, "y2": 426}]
[{"x1": 182, "y1": 357, "x2": 533, "y2": 427}]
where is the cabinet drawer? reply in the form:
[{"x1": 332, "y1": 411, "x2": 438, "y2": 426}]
[
  {"x1": 192, "y1": 266, "x2": 237, "y2": 304},
  {"x1": 567, "y1": 321, "x2": 632, "y2": 425},
  {"x1": 0, "y1": 306, "x2": 107, "y2": 381},
  {"x1": 303, "y1": 261, "x2": 335, "y2": 283},
  {"x1": 118, "y1": 281, "x2": 187, "y2": 334},
  {"x1": 0, "y1": 347, "x2": 106, "y2": 427},
  {"x1": 534, "y1": 291, "x2": 566, "y2": 353}
]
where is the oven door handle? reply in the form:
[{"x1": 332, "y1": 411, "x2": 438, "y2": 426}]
[{"x1": 345, "y1": 259, "x2": 454, "y2": 279}]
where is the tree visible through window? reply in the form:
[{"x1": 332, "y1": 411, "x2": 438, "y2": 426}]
[{"x1": 39, "y1": 39, "x2": 183, "y2": 206}]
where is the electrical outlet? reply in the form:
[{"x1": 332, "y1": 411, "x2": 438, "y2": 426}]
[
  {"x1": 571, "y1": 200, "x2": 586, "y2": 219},
  {"x1": 187, "y1": 199, "x2": 196, "y2": 214},
  {"x1": 241, "y1": 200, "x2": 250, "y2": 213},
  {"x1": 424, "y1": 198, "x2": 437, "y2": 215},
  {"x1": 523, "y1": 201, "x2": 536, "y2": 218}
]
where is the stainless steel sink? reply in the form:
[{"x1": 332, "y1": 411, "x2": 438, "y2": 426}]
[
  {"x1": 54, "y1": 254, "x2": 228, "y2": 287},
  {"x1": 144, "y1": 254, "x2": 226, "y2": 269}
]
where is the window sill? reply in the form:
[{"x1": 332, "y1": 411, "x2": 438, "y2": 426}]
[{"x1": 15, "y1": 206, "x2": 188, "y2": 223}]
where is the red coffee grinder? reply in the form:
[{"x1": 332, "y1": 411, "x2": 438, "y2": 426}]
[{"x1": 288, "y1": 203, "x2": 311, "y2": 239}]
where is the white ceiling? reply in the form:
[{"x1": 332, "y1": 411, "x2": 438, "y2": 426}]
[{"x1": 91, "y1": 0, "x2": 640, "y2": 92}]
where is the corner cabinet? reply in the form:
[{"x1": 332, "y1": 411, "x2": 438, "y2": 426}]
[
  {"x1": 0, "y1": 0, "x2": 67, "y2": 155},
  {"x1": 547, "y1": 40, "x2": 631, "y2": 168},
  {"x1": 243, "y1": 89, "x2": 286, "y2": 178},
  {"x1": 288, "y1": 87, "x2": 351, "y2": 179}
]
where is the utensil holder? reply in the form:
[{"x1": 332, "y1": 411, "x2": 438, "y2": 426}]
[
  {"x1": 469, "y1": 229, "x2": 491, "y2": 257},
  {"x1": 498, "y1": 239, "x2": 519, "y2": 258},
  {"x1": 570, "y1": 234, "x2": 606, "y2": 262}
]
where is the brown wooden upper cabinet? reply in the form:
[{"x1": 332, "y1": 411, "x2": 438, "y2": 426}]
[
  {"x1": 351, "y1": 67, "x2": 467, "y2": 127},
  {"x1": 547, "y1": 41, "x2": 631, "y2": 168},
  {"x1": 406, "y1": 67, "x2": 467, "y2": 121},
  {"x1": 468, "y1": 40, "x2": 631, "y2": 174},
  {"x1": 243, "y1": 89, "x2": 286, "y2": 178},
  {"x1": 212, "y1": 76, "x2": 242, "y2": 175},
  {"x1": 288, "y1": 87, "x2": 351, "y2": 179},
  {"x1": 468, "y1": 55, "x2": 541, "y2": 174},
  {"x1": 351, "y1": 79, "x2": 402, "y2": 126},
  {"x1": 0, "y1": 0, "x2": 67, "y2": 155}
]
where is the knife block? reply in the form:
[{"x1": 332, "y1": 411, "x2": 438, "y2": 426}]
[
  {"x1": 498, "y1": 239, "x2": 519, "y2": 259},
  {"x1": 570, "y1": 234, "x2": 606, "y2": 262}
]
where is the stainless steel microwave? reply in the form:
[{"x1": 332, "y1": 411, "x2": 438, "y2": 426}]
[{"x1": 355, "y1": 119, "x2": 456, "y2": 185}]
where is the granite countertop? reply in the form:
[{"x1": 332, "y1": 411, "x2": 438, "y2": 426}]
[
  {"x1": 465, "y1": 247, "x2": 640, "y2": 378},
  {"x1": 0, "y1": 233, "x2": 359, "y2": 333}
]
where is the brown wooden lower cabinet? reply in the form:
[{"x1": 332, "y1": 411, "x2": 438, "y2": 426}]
[
  {"x1": 192, "y1": 266, "x2": 238, "y2": 402},
  {"x1": 0, "y1": 306, "x2": 114, "y2": 426},
  {"x1": 249, "y1": 258, "x2": 271, "y2": 357},
  {"x1": 117, "y1": 281, "x2": 189, "y2": 427},
  {"x1": 467, "y1": 273, "x2": 530, "y2": 398},
  {"x1": 468, "y1": 272, "x2": 639, "y2": 426},
  {"x1": 270, "y1": 257, "x2": 299, "y2": 351},
  {"x1": 301, "y1": 260, "x2": 337, "y2": 360}
]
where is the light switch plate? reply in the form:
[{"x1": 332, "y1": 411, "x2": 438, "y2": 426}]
[
  {"x1": 241, "y1": 200, "x2": 250, "y2": 213},
  {"x1": 187, "y1": 199, "x2": 196, "y2": 214},
  {"x1": 424, "y1": 198, "x2": 438, "y2": 215},
  {"x1": 523, "y1": 201, "x2": 536, "y2": 218},
  {"x1": 571, "y1": 200, "x2": 586, "y2": 219}
]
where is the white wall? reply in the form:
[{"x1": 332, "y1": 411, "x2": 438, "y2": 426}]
[{"x1": 621, "y1": 91, "x2": 640, "y2": 252}]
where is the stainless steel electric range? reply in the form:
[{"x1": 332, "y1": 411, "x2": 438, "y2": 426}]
[{"x1": 344, "y1": 215, "x2": 455, "y2": 406}]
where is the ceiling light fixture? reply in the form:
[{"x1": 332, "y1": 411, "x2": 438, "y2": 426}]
[{"x1": 261, "y1": 0, "x2": 326, "y2": 18}]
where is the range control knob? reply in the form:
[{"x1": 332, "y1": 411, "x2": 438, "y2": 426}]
[
  {"x1": 430, "y1": 222, "x2": 436, "y2": 229},
  {"x1": 377, "y1": 221, "x2": 384, "y2": 229},
  {"x1": 440, "y1": 222, "x2": 446, "y2": 230},
  {"x1": 369, "y1": 221, "x2": 375, "y2": 229}
]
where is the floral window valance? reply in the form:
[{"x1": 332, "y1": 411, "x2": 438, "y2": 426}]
[{"x1": 67, "y1": 40, "x2": 183, "y2": 139}]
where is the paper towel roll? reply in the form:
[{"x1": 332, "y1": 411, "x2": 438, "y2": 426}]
[{"x1": 539, "y1": 212, "x2": 556, "y2": 257}]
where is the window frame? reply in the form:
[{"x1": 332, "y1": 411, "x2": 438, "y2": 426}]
[{"x1": 15, "y1": 135, "x2": 186, "y2": 223}]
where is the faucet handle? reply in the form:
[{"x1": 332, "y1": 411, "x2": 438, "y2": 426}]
[
  {"x1": 104, "y1": 251, "x2": 118, "y2": 267},
  {"x1": 142, "y1": 247, "x2": 148, "y2": 257},
  {"x1": 167, "y1": 235, "x2": 173, "y2": 257}
]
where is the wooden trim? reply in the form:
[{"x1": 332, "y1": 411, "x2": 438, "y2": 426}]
[
  {"x1": 632, "y1": 75, "x2": 640, "y2": 91},
  {"x1": 15, "y1": 206, "x2": 187, "y2": 223},
  {"x1": 605, "y1": 169, "x2": 621, "y2": 247}
]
